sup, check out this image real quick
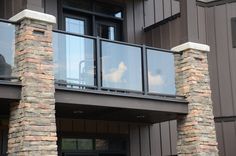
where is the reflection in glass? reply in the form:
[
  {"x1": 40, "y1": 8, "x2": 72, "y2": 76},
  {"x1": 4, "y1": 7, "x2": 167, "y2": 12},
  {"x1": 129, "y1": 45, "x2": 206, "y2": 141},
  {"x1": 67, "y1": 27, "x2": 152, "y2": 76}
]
[
  {"x1": 62, "y1": 138, "x2": 77, "y2": 150},
  {"x1": 101, "y1": 41, "x2": 142, "y2": 91},
  {"x1": 53, "y1": 32, "x2": 95, "y2": 86},
  {"x1": 147, "y1": 49, "x2": 176, "y2": 94},
  {"x1": 66, "y1": 18, "x2": 85, "y2": 35},
  {"x1": 97, "y1": 24, "x2": 115, "y2": 40},
  {"x1": 96, "y1": 139, "x2": 109, "y2": 150},
  {"x1": 77, "y1": 139, "x2": 93, "y2": 150},
  {"x1": 0, "y1": 22, "x2": 15, "y2": 77}
]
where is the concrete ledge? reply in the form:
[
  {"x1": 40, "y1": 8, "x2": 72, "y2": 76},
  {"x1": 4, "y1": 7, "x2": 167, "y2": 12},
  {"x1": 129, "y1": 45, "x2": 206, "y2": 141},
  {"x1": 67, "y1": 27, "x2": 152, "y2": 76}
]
[
  {"x1": 171, "y1": 42, "x2": 210, "y2": 52},
  {"x1": 9, "y1": 9, "x2": 56, "y2": 24}
]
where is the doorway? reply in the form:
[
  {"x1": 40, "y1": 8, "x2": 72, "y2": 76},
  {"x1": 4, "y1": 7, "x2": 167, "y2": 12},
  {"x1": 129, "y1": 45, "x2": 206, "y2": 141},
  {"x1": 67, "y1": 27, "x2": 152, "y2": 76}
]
[{"x1": 61, "y1": 0, "x2": 124, "y2": 41}]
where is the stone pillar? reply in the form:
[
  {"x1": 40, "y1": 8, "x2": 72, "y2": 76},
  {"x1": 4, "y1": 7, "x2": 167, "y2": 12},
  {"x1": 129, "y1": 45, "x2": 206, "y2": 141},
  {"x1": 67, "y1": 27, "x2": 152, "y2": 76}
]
[
  {"x1": 172, "y1": 42, "x2": 218, "y2": 156},
  {"x1": 7, "y1": 10, "x2": 57, "y2": 155}
]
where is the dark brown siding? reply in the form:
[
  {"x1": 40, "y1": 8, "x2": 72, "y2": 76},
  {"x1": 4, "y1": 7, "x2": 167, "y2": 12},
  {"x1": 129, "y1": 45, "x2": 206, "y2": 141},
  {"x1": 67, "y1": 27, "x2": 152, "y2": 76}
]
[
  {"x1": 204, "y1": 2, "x2": 236, "y2": 155},
  {"x1": 26, "y1": 0, "x2": 44, "y2": 12},
  {"x1": 204, "y1": 2, "x2": 236, "y2": 118},
  {"x1": 58, "y1": 119, "x2": 178, "y2": 156},
  {"x1": 215, "y1": 121, "x2": 236, "y2": 156},
  {"x1": 144, "y1": 16, "x2": 182, "y2": 49},
  {"x1": 126, "y1": 0, "x2": 180, "y2": 43},
  {"x1": 0, "y1": 0, "x2": 26, "y2": 19}
]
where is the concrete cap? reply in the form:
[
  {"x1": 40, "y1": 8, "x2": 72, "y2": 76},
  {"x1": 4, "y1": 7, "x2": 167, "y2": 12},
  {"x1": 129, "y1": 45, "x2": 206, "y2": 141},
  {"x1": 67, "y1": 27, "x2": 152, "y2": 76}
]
[
  {"x1": 9, "y1": 9, "x2": 56, "y2": 24},
  {"x1": 171, "y1": 42, "x2": 210, "y2": 52}
]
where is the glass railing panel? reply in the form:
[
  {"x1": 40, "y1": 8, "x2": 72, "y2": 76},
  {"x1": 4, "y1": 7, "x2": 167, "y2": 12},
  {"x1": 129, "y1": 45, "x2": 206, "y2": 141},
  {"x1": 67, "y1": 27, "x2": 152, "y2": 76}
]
[
  {"x1": 0, "y1": 21, "x2": 15, "y2": 78},
  {"x1": 147, "y1": 49, "x2": 176, "y2": 95},
  {"x1": 53, "y1": 32, "x2": 96, "y2": 87},
  {"x1": 101, "y1": 41, "x2": 142, "y2": 91}
]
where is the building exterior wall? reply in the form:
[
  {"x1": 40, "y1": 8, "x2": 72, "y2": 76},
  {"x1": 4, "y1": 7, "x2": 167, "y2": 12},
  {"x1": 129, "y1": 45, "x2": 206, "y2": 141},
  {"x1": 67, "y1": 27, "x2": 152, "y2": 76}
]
[
  {"x1": 205, "y1": 2, "x2": 236, "y2": 155},
  {"x1": 145, "y1": 1, "x2": 236, "y2": 155},
  {"x1": 1, "y1": 0, "x2": 236, "y2": 155}
]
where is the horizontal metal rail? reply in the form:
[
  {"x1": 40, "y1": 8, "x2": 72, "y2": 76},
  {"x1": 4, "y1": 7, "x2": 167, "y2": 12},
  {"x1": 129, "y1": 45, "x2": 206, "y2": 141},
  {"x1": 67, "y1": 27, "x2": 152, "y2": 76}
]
[{"x1": 0, "y1": 18, "x2": 19, "y2": 25}]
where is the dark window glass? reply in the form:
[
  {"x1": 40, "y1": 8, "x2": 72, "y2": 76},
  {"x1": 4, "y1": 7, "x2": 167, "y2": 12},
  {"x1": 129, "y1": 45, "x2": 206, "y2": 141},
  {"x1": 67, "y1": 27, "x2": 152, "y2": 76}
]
[
  {"x1": 61, "y1": 137, "x2": 127, "y2": 156},
  {"x1": 62, "y1": 139, "x2": 77, "y2": 150},
  {"x1": 95, "y1": 2, "x2": 123, "y2": 18},
  {"x1": 109, "y1": 139, "x2": 126, "y2": 151},
  {"x1": 77, "y1": 139, "x2": 93, "y2": 150},
  {"x1": 147, "y1": 49, "x2": 176, "y2": 95},
  {"x1": 62, "y1": 0, "x2": 123, "y2": 41},
  {"x1": 96, "y1": 139, "x2": 109, "y2": 150},
  {"x1": 101, "y1": 41, "x2": 142, "y2": 91},
  {"x1": 231, "y1": 17, "x2": 236, "y2": 48},
  {"x1": 96, "y1": 23, "x2": 115, "y2": 40}
]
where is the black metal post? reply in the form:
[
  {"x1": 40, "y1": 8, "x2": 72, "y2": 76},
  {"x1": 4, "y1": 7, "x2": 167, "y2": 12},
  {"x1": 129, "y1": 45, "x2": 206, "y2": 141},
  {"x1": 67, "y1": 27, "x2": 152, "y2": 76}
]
[
  {"x1": 96, "y1": 36, "x2": 101, "y2": 90},
  {"x1": 142, "y1": 45, "x2": 148, "y2": 95}
]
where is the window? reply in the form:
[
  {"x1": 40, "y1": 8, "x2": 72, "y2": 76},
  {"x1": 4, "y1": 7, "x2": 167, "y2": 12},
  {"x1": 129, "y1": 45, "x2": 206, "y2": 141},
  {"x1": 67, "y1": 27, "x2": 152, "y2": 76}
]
[
  {"x1": 53, "y1": 32, "x2": 95, "y2": 86},
  {"x1": 62, "y1": 0, "x2": 123, "y2": 41},
  {"x1": 231, "y1": 17, "x2": 236, "y2": 48},
  {"x1": 61, "y1": 137, "x2": 127, "y2": 156}
]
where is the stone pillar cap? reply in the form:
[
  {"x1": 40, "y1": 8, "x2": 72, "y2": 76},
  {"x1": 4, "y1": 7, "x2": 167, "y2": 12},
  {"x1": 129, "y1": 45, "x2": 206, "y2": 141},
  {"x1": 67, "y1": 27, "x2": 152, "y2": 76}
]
[
  {"x1": 9, "y1": 9, "x2": 56, "y2": 24},
  {"x1": 171, "y1": 42, "x2": 210, "y2": 52}
]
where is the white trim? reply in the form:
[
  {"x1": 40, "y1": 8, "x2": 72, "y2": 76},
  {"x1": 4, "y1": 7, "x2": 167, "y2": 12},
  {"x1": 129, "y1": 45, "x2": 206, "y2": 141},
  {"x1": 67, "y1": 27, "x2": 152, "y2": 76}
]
[
  {"x1": 171, "y1": 42, "x2": 210, "y2": 52},
  {"x1": 9, "y1": 9, "x2": 56, "y2": 24}
]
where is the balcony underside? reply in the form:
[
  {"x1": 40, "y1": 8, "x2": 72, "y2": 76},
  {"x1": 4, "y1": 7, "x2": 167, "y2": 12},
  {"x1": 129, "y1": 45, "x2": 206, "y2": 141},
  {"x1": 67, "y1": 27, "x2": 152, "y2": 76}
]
[
  {"x1": 0, "y1": 82, "x2": 188, "y2": 123},
  {"x1": 55, "y1": 87, "x2": 188, "y2": 123}
]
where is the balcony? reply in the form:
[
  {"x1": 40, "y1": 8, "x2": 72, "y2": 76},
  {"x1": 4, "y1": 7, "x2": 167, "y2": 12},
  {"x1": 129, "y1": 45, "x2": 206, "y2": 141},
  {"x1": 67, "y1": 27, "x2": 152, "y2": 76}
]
[
  {"x1": 53, "y1": 30, "x2": 178, "y2": 96},
  {"x1": 52, "y1": 30, "x2": 188, "y2": 123},
  {"x1": 0, "y1": 20, "x2": 187, "y2": 123}
]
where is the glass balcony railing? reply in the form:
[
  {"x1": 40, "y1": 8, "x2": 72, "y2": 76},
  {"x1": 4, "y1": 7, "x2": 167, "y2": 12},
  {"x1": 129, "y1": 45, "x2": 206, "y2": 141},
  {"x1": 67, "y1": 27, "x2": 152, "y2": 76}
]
[
  {"x1": 0, "y1": 20, "x2": 15, "y2": 80},
  {"x1": 53, "y1": 30, "x2": 176, "y2": 96}
]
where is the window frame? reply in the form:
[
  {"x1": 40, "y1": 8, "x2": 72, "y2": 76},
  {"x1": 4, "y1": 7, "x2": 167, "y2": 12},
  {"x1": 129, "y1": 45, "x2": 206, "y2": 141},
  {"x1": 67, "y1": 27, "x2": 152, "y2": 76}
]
[
  {"x1": 58, "y1": 133, "x2": 129, "y2": 156},
  {"x1": 60, "y1": 0, "x2": 125, "y2": 41}
]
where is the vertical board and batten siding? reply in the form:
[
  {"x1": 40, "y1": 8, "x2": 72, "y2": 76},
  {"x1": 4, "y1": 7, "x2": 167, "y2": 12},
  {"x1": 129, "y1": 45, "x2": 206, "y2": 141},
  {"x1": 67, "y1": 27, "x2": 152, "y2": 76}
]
[
  {"x1": 203, "y1": 2, "x2": 236, "y2": 155},
  {"x1": 58, "y1": 119, "x2": 178, "y2": 156},
  {"x1": 0, "y1": 0, "x2": 181, "y2": 155},
  {"x1": 127, "y1": 0, "x2": 180, "y2": 43},
  {"x1": 0, "y1": 0, "x2": 26, "y2": 19},
  {"x1": 215, "y1": 121, "x2": 236, "y2": 156},
  {"x1": 195, "y1": 2, "x2": 236, "y2": 119}
]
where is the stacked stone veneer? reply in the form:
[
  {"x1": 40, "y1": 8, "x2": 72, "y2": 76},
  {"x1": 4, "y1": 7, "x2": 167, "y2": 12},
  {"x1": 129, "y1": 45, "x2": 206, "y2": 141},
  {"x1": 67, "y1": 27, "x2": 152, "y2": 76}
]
[
  {"x1": 8, "y1": 10, "x2": 58, "y2": 155},
  {"x1": 173, "y1": 43, "x2": 218, "y2": 156}
]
